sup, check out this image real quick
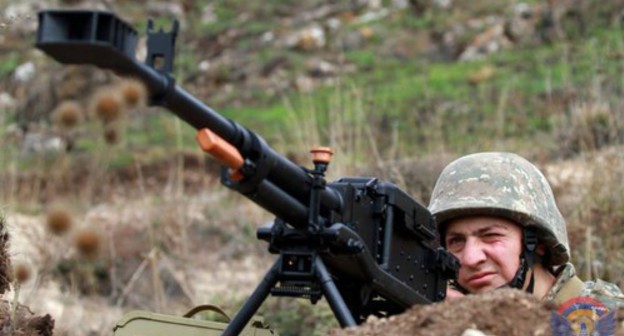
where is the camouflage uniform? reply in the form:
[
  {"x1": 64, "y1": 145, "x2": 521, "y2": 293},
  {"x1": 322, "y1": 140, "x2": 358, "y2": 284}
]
[
  {"x1": 428, "y1": 152, "x2": 624, "y2": 309},
  {"x1": 545, "y1": 263, "x2": 624, "y2": 310}
]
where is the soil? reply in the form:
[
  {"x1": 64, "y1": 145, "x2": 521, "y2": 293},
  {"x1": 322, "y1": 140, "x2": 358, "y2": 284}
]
[
  {"x1": 326, "y1": 288, "x2": 624, "y2": 336},
  {"x1": 0, "y1": 300, "x2": 54, "y2": 336},
  {"x1": 0, "y1": 227, "x2": 10, "y2": 295}
]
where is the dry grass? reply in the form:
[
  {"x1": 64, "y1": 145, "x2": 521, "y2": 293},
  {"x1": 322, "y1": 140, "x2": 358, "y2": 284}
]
[
  {"x1": 4, "y1": 82, "x2": 624, "y2": 336},
  {"x1": 556, "y1": 148, "x2": 624, "y2": 285},
  {"x1": 546, "y1": 93, "x2": 624, "y2": 285},
  {"x1": 7, "y1": 88, "x2": 624, "y2": 336},
  {"x1": 2, "y1": 187, "x2": 277, "y2": 334},
  {"x1": 554, "y1": 100, "x2": 624, "y2": 158}
]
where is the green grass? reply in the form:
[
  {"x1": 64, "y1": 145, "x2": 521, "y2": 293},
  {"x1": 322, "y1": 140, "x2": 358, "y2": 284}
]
[
  {"x1": 3, "y1": 2, "x2": 623, "y2": 171},
  {"x1": 0, "y1": 52, "x2": 19, "y2": 80},
  {"x1": 208, "y1": 23, "x2": 622, "y2": 157},
  {"x1": 195, "y1": 0, "x2": 296, "y2": 35}
]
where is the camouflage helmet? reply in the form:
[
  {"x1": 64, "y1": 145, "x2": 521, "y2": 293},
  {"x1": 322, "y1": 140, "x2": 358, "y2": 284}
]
[{"x1": 428, "y1": 152, "x2": 570, "y2": 266}]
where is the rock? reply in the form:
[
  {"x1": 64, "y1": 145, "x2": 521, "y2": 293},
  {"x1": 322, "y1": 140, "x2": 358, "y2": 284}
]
[
  {"x1": 0, "y1": 92, "x2": 16, "y2": 111},
  {"x1": 504, "y1": 2, "x2": 539, "y2": 45},
  {"x1": 285, "y1": 24, "x2": 327, "y2": 51},
  {"x1": 20, "y1": 132, "x2": 66, "y2": 155},
  {"x1": 13, "y1": 62, "x2": 35, "y2": 83},
  {"x1": 306, "y1": 58, "x2": 337, "y2": 78},
  {"x1": 460, "y1": 329, "x2": 487, "y2": 336},
  {"x1": 459, "y1": 22, "x2": 512, "y2": 61},
  {"x1": 1, "y1": 2, "x2": 39, "y2": 36},
  {"x1": 294, "y1": 76, "x2": 316, "y2": 93}
]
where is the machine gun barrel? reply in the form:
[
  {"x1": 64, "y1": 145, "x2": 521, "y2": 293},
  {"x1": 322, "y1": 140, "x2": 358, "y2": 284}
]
[{"x1": 36, "y1": 10, "x2": 341, "y2": 227}]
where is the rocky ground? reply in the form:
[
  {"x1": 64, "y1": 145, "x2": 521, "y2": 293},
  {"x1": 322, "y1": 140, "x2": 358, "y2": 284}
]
[
  {"x1": 328, "y1": 289, "x2": 624, "y2": 336},
  {"x1": 328, "y1": 289, "x2": 553, "y2": 336}
]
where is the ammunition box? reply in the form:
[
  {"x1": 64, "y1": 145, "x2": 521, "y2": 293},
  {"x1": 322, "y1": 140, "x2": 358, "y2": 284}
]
[{"x1": 113, "y1": 310, "x2": 278, "y2": 336}]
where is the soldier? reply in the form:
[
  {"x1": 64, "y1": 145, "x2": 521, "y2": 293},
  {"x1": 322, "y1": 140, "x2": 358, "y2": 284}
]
[{"x1": 428, "y1": 152, "x2": 624, "y2": 310}]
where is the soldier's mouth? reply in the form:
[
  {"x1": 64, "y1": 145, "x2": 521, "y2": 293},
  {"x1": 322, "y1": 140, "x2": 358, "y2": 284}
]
[{"x1": 466, "y1": 272, "x2": 496, "y2": 285}]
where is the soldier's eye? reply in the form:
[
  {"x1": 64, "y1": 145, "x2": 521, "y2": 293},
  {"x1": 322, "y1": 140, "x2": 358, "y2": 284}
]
[
  {"x1": 482, "y1": 232, "x2": 502, "y2": 240},
  {"x1": 446, "y1": 237, "x2": 464, "y2": 247}
]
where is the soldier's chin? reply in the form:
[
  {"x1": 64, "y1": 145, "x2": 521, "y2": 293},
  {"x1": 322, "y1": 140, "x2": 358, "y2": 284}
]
[
  {"x1": 471, "y1": 280, "x2": 517, "y2": 294},
  {"x1": 469, "y1": 286, "x2": 496, "y2": 294},
  {"x1": 464, "y1": 279, "x2": 501, "y2": 294}
]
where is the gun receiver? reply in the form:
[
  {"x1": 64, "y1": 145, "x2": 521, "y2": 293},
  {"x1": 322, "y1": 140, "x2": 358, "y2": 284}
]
[{"x1": 36, "y1": 10, "x2": 459, "y2": 335}]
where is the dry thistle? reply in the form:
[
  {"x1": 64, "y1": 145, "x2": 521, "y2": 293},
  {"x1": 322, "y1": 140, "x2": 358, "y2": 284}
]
[
  {"x1": 103, "y1": 125, "x2": 120, "y2": 145},
  {"x1": 92, "y1": 88, "x2": 124, "y2": 123},
  {"x1": 75, "y1": 229, "x2": 100, "y2": 259},
  {"x1": 118, "y1": 78, "x2": 147, "y2": 108},
  {"x1": 51, "y1": 100, "x2": 83, "y2": 129},
  {"x1": 12, "y1": 263, "x2": 31, "y2": 285},
  {"x1": 45, "y1": 206, "x2": 73, "y2": 236}
]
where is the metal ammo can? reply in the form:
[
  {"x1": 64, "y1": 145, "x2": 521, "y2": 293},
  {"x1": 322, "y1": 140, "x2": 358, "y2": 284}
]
[{"x1": 113, "y1": 305, "x2": 278, "y2": 336}]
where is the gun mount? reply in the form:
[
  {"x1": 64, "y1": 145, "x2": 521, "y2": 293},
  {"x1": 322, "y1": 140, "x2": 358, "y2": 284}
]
[{"x1": 36, "y1": 10, "x2": 459, "y2": 336}]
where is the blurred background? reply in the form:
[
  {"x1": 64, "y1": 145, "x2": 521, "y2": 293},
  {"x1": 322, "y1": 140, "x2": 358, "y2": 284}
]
[{"x1": 0, "y1": 0, "x2": 623, "y2": 335}]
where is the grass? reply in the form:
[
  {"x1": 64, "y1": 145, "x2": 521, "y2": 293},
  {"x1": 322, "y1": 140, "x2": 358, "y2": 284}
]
[
  {"x1": 2, "y1": 2, "x2": 624, "y2": 335},
  {"x1": 200, "y1": 22, "x2": 622, "y2": 159},
  {"x1": 0, "y1": 52, "x2": 19, "y2": 80}
]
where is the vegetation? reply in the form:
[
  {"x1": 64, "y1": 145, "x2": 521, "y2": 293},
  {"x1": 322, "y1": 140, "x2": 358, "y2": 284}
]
[{"x1": 0, "y1": 0, "x2": 623, "y2": 335}]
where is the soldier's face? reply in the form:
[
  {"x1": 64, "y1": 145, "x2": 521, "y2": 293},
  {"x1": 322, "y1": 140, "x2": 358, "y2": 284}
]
[{"x1": 445, "y1": 216, "x2": 523, "y2": 293}]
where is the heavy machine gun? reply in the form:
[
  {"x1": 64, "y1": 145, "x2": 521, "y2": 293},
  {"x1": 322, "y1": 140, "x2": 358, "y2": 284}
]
[{"x1": 35, "y1": 10, "x2": 459, "y2": 335}]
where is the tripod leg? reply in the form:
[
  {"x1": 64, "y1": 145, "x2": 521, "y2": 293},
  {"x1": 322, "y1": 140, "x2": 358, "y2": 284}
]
[
  {"x1": 222, "y1": 258, "x2": 281, "y2": 336},
  {"x1": 315, "y1": 258, "x2": 357, "y2": 327}
]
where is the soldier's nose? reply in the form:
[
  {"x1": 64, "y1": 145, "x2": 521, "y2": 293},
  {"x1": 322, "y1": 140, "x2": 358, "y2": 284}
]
[{"x1": 460, "y1": 238, "x2": 487, "y2": 267}]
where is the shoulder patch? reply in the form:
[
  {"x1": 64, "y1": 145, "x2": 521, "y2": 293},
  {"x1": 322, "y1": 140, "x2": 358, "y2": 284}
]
[{"x1": 552, "y1": 296, "x2": 616, "y2": 335}]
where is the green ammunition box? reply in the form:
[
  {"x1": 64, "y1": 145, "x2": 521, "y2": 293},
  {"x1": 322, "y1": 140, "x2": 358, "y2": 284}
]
[{"x1": 113, "y1": 307, "x2": 278, "y2": 336}]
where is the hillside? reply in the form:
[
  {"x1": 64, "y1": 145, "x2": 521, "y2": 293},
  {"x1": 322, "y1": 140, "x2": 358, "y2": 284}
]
[{"x1": 1, "y1": 0, "x2": 624, "y2": 335}]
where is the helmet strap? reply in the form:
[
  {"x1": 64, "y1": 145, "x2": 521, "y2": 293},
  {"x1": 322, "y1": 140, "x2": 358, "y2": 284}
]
[
  {"x1": 449, "y1": 279, "x2": 470, "y2": 295},
  {"x1": 505, "y1": 227, "x2": 538, "y2": 293}
]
